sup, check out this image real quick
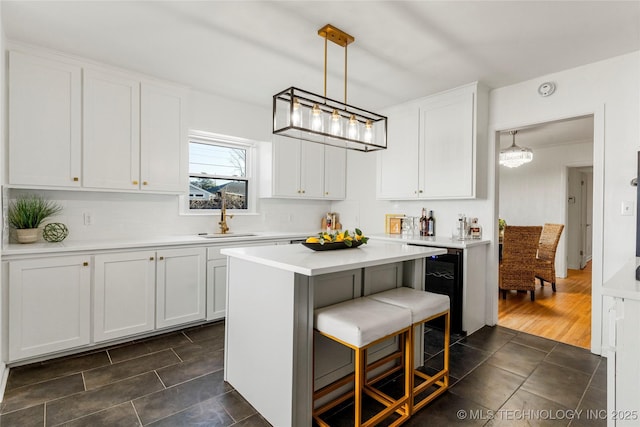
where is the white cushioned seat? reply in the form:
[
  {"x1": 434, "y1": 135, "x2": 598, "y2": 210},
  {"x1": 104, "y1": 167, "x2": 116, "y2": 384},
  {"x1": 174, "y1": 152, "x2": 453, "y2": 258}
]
[
  {"x1": 368, "y1": 287, "x2": 450, "y2": 324},
  {"x1": 314, "y1": 297, "x2": 412, "y2": 348}
]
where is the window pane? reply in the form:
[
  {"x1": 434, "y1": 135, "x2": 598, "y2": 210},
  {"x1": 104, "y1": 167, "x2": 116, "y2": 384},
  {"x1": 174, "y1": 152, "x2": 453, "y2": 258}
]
[
  {"x1": 189, "y1": 177, "x2": 247, "y2": 210},
  {"x1": 189, "y1": 142, "x2": 246, "y2": 177}
]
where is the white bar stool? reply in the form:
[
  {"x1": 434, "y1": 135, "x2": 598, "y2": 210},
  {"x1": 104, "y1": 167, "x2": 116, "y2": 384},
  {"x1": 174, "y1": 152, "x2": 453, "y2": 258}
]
[
  {"x1": 313, "y1": 297, "x2": 413, "y2": 427},
  {"x1": 368, "y1": 287, "x2": 450, "y2": 415}
]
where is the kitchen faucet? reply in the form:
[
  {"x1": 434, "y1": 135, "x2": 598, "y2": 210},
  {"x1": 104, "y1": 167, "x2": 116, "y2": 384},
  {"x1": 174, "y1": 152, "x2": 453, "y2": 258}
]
[{"x1": 217, "y1": 190, "x2": 233, "y2": 234}]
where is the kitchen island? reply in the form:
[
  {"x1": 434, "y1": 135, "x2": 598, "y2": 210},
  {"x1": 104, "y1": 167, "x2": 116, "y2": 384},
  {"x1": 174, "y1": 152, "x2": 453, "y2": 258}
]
[{"x1": 221, "y1": 241, "x2": 446, "y2": 427}]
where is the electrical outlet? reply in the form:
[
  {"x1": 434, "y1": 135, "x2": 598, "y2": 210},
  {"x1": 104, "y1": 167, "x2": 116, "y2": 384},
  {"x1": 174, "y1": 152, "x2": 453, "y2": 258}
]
[
  {"x1": 621, "y1": 201, "x2": 634, "y2": 216},
  {"x1": 83, "y1": 212, "x2": 93, "y2": 225}
]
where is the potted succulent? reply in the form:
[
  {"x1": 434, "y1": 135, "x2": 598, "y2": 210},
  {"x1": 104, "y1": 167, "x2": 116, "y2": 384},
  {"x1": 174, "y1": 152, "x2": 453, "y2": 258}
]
[{"x1": 8, "y1": 195, "x2": 62, "y2": 243}]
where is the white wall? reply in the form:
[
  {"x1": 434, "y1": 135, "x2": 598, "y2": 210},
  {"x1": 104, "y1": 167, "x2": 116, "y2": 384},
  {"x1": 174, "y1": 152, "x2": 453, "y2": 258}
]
[
  {"x1": 0, "y1": 1, "x2": 7, "y2": 396},
  {"x1": 499, "y1": 141, "x2": 594, "y2": 277},
  {"x1": 490, "y1": 51, "x2": 640, "y2": 353}
]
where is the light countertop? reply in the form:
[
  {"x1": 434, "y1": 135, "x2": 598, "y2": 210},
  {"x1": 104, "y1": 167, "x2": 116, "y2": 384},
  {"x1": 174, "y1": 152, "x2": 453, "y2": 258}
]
[
  {"x1": 2, "y1": 231, "x2": 310, "y2": 257},
  {"x1": 221, "y1": 240, "x2": 446, "y2": 276},
  {"x1": 371, "y1": 233, "x2": 491, "y2": 249},
  {"x1": 602, "y1": 258, "x2": 640, "y2": 301}
]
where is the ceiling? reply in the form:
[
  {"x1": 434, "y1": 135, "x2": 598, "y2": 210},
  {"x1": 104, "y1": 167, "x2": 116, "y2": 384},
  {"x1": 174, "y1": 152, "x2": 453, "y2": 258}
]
[
  {"x1": 498, "y1": 115, "x2": 595, "y2": 150},
  {"x1": 2, "y1": 1, "x2": 638, "y2": 147}
]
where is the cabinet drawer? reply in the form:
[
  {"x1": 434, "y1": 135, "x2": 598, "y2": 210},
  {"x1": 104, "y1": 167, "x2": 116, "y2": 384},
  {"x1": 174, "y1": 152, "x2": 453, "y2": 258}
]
[{"x1": 207, "y1": 241, "x2": 276, "y2": 260}]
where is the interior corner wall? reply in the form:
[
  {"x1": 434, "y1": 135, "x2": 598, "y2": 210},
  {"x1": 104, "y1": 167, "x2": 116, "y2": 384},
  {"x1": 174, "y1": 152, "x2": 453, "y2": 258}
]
[{"x1": 499, "y1": 141, "x2": 594, "y2": 278}]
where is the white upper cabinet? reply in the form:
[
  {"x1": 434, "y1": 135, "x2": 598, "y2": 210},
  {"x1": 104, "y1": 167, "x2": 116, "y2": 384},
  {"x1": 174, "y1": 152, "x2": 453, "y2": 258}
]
[
  {"x1": 7, "y1": 48, "x2": 187, "y2": 194},
  {"x1": 324, "y1": 145, "x2": 347, "y2": 199},
  {"x1": 377, "y1": 82, "x2": 487, "y2": 200},
  {"x1": 265, "y1": 136, "x2": 345, "y2": 200},
  {"x1": 83, "y1": 68, "x2": 141, "y2": 190},
  {"x1": 140, "y1": 82, "x2": 187, "y2": 193},
  {"x1": 8, "y1": 51, "x2": 82, "y2": 187},
  {"x1": 376, "y1": 102, "x2": 420, "y2": 199}
]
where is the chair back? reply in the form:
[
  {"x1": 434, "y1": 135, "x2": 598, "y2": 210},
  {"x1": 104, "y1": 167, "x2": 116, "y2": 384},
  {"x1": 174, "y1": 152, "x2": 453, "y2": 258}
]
[
  {"x1": 502, "y1": 225, "x2": 543, "y2": 265},
  {"x1": 537, "y1": 223, "x2": 564, "y2": 261}
]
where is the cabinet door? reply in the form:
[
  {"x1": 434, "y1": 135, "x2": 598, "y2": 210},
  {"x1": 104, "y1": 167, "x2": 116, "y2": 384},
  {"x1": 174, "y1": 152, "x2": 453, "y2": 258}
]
[
  {"x1": 418, "y1": 89, "x2": 475, "y2": 198},
  {"x1": 299, "y1": 140, "x2": 325, "y2": 198},
  {"x1": 206, "y1": 258, "x2": 227, "y2": 321},
  {"x1": 615, "y1": 297, "x2": 640, "y2": 426},
  {"x1": 323, "y1": 146, "x2": 346, "y2": 199},
  {"x1": 272, "y1": 136, "x2": 302, "y2": 197},
  {"x1": 83, "y1": 69, "x2": 141, "y2": 190},
  {"x1": 156, "y1": 247, "x2": 206, "y2": 328},
  {"x1": 140, "y1": 82, "x2": 187, "y2": 193},
  {"x1": 8, "y1": 256, "x2": 90, "y2": 361},
  {"x1": 94, "y1": 251, "x2": 156, "y2": 342},
  {"x1": 376, "y1": 103, "x2": 420, "y2": 199},
  {"x1": 8, "y1": 51, "x2": 82, "y2": 187}
]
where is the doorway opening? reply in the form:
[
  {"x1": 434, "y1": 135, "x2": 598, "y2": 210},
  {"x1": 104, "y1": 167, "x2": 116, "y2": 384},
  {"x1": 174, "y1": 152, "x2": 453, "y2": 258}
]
[{"x1": 497, "y1": 115, "x2": 594, "y2": 349}]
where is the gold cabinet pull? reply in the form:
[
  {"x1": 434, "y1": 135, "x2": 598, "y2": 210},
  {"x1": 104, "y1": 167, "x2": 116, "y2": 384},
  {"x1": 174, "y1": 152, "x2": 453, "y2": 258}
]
[
  {"x1": 150, "y1": 257, "x2": 154, "y2": 261},
  {"x1": 301, "y1": 190, "x2": 305, "y2": 194},
  {"x1": 73, "y1": 177, "x2": 79, "y2": 182},
  {"x1": 143, "y1": 181, "x2": 148, "y2": 186},
  {"x1": 133, "y1": 180, "x2": 139, "y2": 185},
  {"x1": 159, "y1": 256, "x2": 164, "y2": 261},
  {"x1": 418, "y1": 190, "x2": 423, "y2": 193},
  {"x1": 325, "y1": 192, "x2": 329, "y2": 195},
  {"x1": 83, "y1": 262, "x2": 89, "y2": 267}
]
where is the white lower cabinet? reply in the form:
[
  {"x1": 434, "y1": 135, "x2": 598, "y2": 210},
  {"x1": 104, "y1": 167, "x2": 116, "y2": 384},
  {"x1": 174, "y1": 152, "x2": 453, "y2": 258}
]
[
  {"x1": 156, "y1": 247, "x2": 207, "y2": 328},
  {"x1": 8, "y1": 256, "x2": 91, "y2": 361},
  {"x1": 93, "y1": 251, "x2": 156, "y2": 342}
]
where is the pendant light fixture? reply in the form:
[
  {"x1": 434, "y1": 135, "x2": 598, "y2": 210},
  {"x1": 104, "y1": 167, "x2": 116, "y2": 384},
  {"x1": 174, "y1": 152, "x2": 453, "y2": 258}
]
[
  {"x1": 272, "y1": 24, "x2": 387, "y2": 152},
  {"x1": 499, "y1": 130, "x2": 533, "y2": 168}
]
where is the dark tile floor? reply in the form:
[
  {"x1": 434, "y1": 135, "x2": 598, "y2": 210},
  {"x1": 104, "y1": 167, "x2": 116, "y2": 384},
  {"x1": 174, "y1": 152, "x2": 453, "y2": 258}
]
[{"x1": 0, "y1": 322, "x2": 606, "y2": 427}]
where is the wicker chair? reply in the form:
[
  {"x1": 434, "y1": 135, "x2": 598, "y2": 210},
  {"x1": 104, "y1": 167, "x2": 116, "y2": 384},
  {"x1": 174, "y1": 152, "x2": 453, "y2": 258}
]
[
  {"x1": 499, "y1": 225, "x2": 542, "y2": 301},
  {"x1": 535, "y1": 223, "x2": 564, "y2": 292}
]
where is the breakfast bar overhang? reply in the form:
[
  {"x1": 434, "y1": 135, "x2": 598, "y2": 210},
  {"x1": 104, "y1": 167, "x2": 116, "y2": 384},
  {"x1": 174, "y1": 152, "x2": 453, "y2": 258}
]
[{"x1": 221, "y1": 241, "x2": 446, "y2": 427}]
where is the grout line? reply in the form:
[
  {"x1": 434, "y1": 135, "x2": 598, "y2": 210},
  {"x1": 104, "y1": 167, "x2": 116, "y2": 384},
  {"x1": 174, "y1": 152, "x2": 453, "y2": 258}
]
[
  {"x1": 182, "y1": 331, "x2": 194, "y2": 343},
  {"x1": 154, "y1": 371, "x2": 167, "y2": 389},
  {"x1": 43, "y1": 401, "x2": 46, "y2": 427},
  {"x1": 106, "y1": 350, "x2": 113, "y2": 365},
  {"x1": 81, "y1": 371, "x2": 87, "y2": 391},
  {"x1": 170, "y1": 348, "x2": 184, "y2": 363},
  {"x1": 131, "y1": 400, "x2": 144, "y2": 426}
]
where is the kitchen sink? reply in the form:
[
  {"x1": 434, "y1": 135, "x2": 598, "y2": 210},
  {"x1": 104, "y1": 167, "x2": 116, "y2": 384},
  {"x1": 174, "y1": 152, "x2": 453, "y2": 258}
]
[{"x1": 198, "y1": 233, "x2": 258, "y2": 238}]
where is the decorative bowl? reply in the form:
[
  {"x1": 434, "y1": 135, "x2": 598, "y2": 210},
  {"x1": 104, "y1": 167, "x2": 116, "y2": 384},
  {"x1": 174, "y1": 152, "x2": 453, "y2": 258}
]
[{"x1": 301, "y1": 241, "x2": 363, "y2": 251}]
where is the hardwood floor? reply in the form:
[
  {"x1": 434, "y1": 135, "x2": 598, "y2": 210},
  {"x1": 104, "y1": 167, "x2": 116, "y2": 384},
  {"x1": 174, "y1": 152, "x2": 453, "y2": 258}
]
[{"x1": 498, "y1": 262, "x2": 592, "y2": 349}]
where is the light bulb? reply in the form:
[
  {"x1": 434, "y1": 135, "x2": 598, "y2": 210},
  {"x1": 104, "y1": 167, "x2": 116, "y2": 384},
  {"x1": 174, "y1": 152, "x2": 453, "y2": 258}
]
[
  {"x1": 291, "y1": 98, "x2": 301, "y2": 126},
  {"x1": 330, "y1": 110, "x2": 342, "y2": 136},
  {"x1": 347, "y1": 114, "x2": 359, "y2": 140},
  {"x1": 363, "y1": 120, "x2": 374, "y2": 143},
  {"x1": 310, "y1": 104, "x2": 323, "y2": 132}
]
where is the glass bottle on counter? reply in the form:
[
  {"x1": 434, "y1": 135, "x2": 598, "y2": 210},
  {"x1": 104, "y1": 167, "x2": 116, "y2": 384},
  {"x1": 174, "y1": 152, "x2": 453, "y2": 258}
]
[
  {"x1": 470, "y1": 217, "x2": 482, "y2": 239},
  {"x1": 420, "y1": 208, "x2": 428, "y2": 236},
  {"x1": 427, "y1": 210, "x2": 435, "y2": 237}
]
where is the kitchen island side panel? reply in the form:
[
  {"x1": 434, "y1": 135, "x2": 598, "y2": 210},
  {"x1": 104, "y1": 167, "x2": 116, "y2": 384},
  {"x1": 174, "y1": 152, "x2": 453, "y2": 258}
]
[{"x1": 224, "y1": 257, "x2": 312, "y2": 427}]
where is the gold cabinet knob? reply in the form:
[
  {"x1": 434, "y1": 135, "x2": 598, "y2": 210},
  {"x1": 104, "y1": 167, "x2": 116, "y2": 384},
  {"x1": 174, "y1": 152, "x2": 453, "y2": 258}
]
[
  {"x1": 150, "y1": 257, "x2": 154, "y2": 261},
  {"x1": 83, "y1": 262, "x2": 89, "y2": 267},
  {"x1": 73, "y1": 177, "x2": 79, "y2": 182},
  {"x1": 133, "y1": 180, "x2": 139, "y2": 185},
  {"x1": 418, "y1": 190, "x2": 423, "y2": 193},
  {"x1": 301, "y1": 190, "x2": 305, "y2": 194},
  {"x1": 143, "y1": 181, "x2": 148, "y2": 186},
  {"x1": 159, "y1": 256, "x2": 164, "y2": 261},
  {"x1": 325, "y1": 192, "x2": 329, "y2": 195}
]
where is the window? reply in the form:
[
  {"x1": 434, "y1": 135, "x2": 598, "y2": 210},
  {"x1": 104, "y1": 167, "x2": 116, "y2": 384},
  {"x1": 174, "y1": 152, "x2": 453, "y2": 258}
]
[{"x1": 188, "y1": 132, "x2": 253, "y2": 211}]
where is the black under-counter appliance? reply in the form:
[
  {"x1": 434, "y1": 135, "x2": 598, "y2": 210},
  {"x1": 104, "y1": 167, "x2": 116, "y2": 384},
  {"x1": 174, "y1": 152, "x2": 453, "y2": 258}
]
[{"x1": 422, "y1": 247, "x2": 464, "y2": 335}]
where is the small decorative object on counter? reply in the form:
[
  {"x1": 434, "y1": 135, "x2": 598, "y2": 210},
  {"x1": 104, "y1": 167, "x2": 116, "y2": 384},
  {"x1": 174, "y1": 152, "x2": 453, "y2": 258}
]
[
  {"x1": 303, "y1": 228, "x2": 368, "y2": 250},
  {"x1": 456, "y1": 213, "x2": 467, "y2": 240},
  {"x1": 420, "y1": 208, "x2": 428, "y2": 236},
  {"x1": 42, "y1": 223, "x2": 69, "y2": 243},
  {"x1": 8, "y1": 195, "x2": 63, "y2": 244},
  {"x1": 321, "y1": 212, "x2": 342, "y2": 232},
  {"x1": 427, "y1": 210, "x2": 436, "y2": 237},
  {"x1": 469, "y1": 218, "x2": 482, "y2": 239},
  {"x1": 389, "y1": 217, "x2": 402, "y2": 234}
]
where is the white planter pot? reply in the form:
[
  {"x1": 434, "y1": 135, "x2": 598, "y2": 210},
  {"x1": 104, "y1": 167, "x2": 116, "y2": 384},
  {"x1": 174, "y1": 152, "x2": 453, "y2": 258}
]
[{"x1": 16, "y1": 228, "x2": 38, "y2": 244}]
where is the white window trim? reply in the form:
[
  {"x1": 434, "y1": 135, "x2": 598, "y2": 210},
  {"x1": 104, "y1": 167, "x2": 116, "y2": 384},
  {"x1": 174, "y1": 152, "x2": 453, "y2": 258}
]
[{"x1": 180, "y1": 130, "x2": 258, "y2": 216}]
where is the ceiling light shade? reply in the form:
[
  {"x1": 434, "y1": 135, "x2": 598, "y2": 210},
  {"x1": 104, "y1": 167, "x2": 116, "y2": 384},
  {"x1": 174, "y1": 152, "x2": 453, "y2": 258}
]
[
  {"x1": 272, "y1": 25, "x2": 387, "y2": 152},
  {"x1": 499, "y1": 130, "x2": 533, "y2": 168}
]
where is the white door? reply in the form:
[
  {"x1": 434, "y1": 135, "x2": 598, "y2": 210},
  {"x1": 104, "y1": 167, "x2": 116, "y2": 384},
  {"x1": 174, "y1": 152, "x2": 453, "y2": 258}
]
[
  {"x1": 581, "y1": 171, "x2": 594, "y2": 268},
  {"x1": 206, "y1": 258, "x2": 227, "y2": 321},
  {"x1": 156, "y1": 247, "x2": 206, "y2": 328},
  {"x1": 8, "y1": 51, "x2": 82, "y2": 187},
  {"x1": 140, "y1": 82, "x2": 187, "y2": 193},
  {"x1": 272, "y1": 136, "x2": 302, "y2": 197},
  {"x1": 323, "y1": 146, "x2": 346, "y2": 199},
  {"x1": 8, "y1": 256, "x2": 90, "y2": 361},
  {"x1": 94, "y1": 251, "x2": 156, "y2": 342},
  {"x1": 419, "y1": 90, "x2": 475, "y2": 198},
  {"x1": 300, "y1": 140, "x2": 325, "y2": 198},
  {"x1": 83, "y1": 68, "x2": 140, "y2": 190},
  {"x1": 376, "y1": 103, "x2": 420, "y2": 199}
]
